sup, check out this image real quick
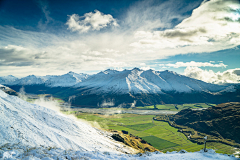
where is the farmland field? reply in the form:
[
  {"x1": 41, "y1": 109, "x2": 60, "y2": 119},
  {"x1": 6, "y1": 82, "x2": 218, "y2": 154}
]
[{"x1": 135, "y1": 103, "x2": 215, "y2": 111}]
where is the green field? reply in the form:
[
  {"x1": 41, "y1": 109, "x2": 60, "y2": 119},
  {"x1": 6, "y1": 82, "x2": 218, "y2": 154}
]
[
  {"x1": 125, "y1": 123, "x2": 155, "y2": 131},
  {"x1": 142, "y1": 136, "x2": 179, "y2": 150},
  {"x1": 67, "y1": 112, "x2": 237, "y2": 155},
  {"x1": 135, "y1": 103, "x2": 215, "y2": 111}
]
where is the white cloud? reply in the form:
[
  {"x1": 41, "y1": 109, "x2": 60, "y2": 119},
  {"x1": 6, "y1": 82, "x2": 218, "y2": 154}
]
[
  {"x1": 184, "y1": 67, "x2": 240, "y2": 84},
  {"x1": 66, "y1": 10, "x2": 118, "y2": 33},
  {"x1": 131, "y1": 0, "x2": 240, "y2": 52},
  {"x1": 140, "y1": 66, "x2": 155, "y2": 71},
  {"x1": 164, "y1": 61, "x2": 227, "y2": 68},
  {"x1": 1, "y1": 0, "x2": 240, "y2": 77}
]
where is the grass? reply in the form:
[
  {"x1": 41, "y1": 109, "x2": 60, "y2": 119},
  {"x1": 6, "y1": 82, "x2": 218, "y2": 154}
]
[
  {"x1": 136, "y1": 103, "x2": 216, "y2": 111},
  {"x1": 125, "y1": 123, "x2": 155, "y2": 131},
  {"x1": 142, "y1": 136, "x2": 179, "y2": 150},
  {"x1": 64, "y1": 111, "x2": 237, "y2": 155},
  {"x1": 135, "y1": 105, "x2": 155, "y2": 110}
]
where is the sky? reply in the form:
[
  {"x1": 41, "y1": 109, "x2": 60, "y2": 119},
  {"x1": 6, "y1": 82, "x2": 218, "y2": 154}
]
[{"x1": 0, "y1": 0, "x2": 240, "y2": 83}]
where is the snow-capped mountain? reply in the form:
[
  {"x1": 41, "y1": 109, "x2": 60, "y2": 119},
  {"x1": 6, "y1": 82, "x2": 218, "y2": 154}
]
[
  {"x1": 0, "y1": 75, "x2": 18, "y2": 85},
  {"x1": 11, "y1": 75, "x2": 47, "y2": 85},
  {"x1": 0, "y1": 69, "x2": 229, "y2": 94},
  {"x1": 74, "y1": 68, "x2": 228, "y2": 94},
  {"x1": 0, "y1": 71, "x2": 88, "y2": 87},
  {"x1": 1, "y1": 68, "x2": 237, "y2": 106},
  {"x1": 45, "y1": 71, "x2": 88, "y2": 87}
]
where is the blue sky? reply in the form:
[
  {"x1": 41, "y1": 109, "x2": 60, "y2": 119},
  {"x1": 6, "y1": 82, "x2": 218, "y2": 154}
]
[{"x1": 0, "y1": 0, "x2": 240, "y2": 84}]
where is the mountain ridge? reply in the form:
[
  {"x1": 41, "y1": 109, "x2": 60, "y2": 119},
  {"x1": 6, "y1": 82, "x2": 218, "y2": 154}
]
[
  {"x1": 1, "y1": 68, "x2": 231, "y2": 93},
  {"x1": 1, "y1": 68, "x2": 239, "y2": 107}
]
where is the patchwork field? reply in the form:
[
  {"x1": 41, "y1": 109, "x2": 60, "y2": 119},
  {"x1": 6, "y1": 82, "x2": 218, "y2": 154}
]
[{"x1": 64, "y1": 111, "x2": 237, "y2": 155}]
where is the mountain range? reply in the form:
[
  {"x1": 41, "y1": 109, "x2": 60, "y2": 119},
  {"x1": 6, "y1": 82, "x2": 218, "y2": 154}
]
[{"x1": 1, "y1": 68, "x2": 240, "y2": 107}]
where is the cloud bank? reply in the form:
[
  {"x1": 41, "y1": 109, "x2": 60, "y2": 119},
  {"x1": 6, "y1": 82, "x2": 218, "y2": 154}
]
[
  {"x1": 163, "y1": 61, "x2": 227, "y2": 68},
  {"x1": 0, "y1": 0, "x2": 240, "y2": 76},
  {"x1": 184, "y1": 67, "x2": 240, "y2": 84},
  {"x1": 132, "y1": 0, "x2": 240, "y2": 52},
  {"x1": 66, "y1": 10, "x2": 118, "y2": 33}
]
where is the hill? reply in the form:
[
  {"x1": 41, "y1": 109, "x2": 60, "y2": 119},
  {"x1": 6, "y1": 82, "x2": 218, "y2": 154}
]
[{"x1": 155, "y1": 102, "x2": 240, "y2": 147}]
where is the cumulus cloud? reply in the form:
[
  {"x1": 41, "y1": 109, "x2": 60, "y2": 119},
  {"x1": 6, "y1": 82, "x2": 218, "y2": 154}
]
[
  {"x1": 132, "y1": 0, "x2": 240, "y2": 51},
  {"x1": 184, "y1": 67, "x2": 240, "y2": 84},
  {"x1": 164, "y1": 61, "x2": 227, "y2": 68},
  {"x1": 66, "y1": 10, "x2": 118, "y2": 33}
]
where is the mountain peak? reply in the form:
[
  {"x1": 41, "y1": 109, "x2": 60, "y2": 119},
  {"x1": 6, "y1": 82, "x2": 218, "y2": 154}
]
[
  {"x1": 101, "y1": 69, "x2": 118, "y2": 74},
  {"x1": 67, "y1": 71, "x2": 76, "y2": 75},
  {"x1": 5, "y1": 75, "x2": 16, "y2": 78},
  {"x1": 26, "y1": 75, "x2": 38, "y2": 78},
  {"x1": 161, "y1": 70, "x2": 177, "y2": 75},
  {"x1": 132, "y1": 67, "x2": 141, "y2": 71}
]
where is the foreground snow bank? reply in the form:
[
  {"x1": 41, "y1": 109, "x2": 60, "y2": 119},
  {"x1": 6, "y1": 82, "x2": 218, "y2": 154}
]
[
  {"x1": 0, "y1": 147, "x2": 237, "y2": 160},
  {"x1": 0, "y1": 90, "x2": 131, "y2": 153}
]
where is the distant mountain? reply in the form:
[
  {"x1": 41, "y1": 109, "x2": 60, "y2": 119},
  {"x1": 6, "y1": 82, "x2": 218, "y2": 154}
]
[
  {"x1": 0, "y1": 71, "x2": 88, "y2": 87},
  {"x1": 45, "y1": 71, "x2": 88, "y2": 87},
  {"x1": 11, "y1": 75, "x2": 47, "y2": 85},
  {"x1": 0, "y1": 75, "x2": 18, "y2": 85},
  {"x1": 1, "y1": 68, "x2": 239, "y2": 107}
]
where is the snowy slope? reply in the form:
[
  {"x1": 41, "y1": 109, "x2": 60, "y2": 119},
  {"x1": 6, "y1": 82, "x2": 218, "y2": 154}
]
[
  {"x1": 1, "y1": 148, "x2": 238, "y2": 160},
  {"x1": 0, "y1": 90, "x2": 131, "y2": 153}
]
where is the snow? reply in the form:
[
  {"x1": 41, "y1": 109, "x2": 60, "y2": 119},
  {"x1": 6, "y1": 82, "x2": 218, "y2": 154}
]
[
  {"x1": 0, "y1": 147, "x2": 238, "y2": 160},
  {"x1": 0, "y1": 72, "x2": 88, "y2": 87},
  {"x1": 45, "y1": 72, "x2": 88, "y2": 87},
  {"x1": 0, "y1": 75, "x2": 18, "y2": 85},
  {"x1": 74, "y1": 68, "x2": 228, "y2": 94},
  {"x1": 0, "y1": 68, "x2": 233, "y2": 94},
  {"x1": 0, "y1": 90, "x2": 238, "y2": 160},
  {"x1": 11, "y1": 75, "x2": 46, "y2": 85},
  {"x1": 0, "y1": 90, "x2": 132, "y2": 153}
]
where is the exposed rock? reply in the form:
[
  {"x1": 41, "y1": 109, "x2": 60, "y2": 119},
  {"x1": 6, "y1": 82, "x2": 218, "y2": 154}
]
[{"x1": 0, "y1": 84, "x2": 18, "y2": 96}]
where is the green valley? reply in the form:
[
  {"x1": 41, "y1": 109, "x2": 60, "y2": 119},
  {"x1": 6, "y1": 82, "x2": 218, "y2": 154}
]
[{"x1": 63, "y1": 111, "x2": 238, "y2": 155}]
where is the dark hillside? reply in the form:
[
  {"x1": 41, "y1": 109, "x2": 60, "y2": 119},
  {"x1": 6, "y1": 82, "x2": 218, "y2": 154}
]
[{"x1": 155, "y1": 102, "x2": 240, "y2": 147}]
